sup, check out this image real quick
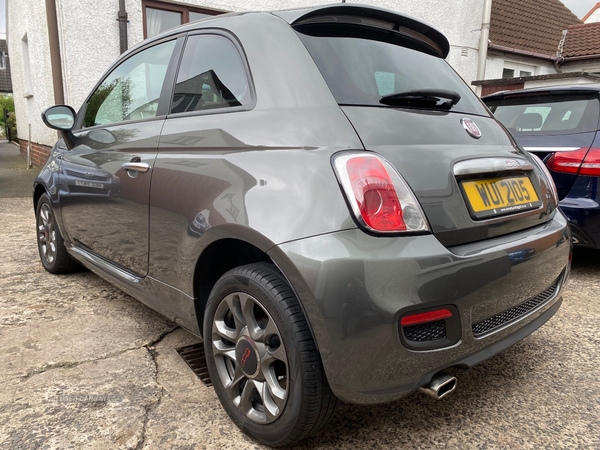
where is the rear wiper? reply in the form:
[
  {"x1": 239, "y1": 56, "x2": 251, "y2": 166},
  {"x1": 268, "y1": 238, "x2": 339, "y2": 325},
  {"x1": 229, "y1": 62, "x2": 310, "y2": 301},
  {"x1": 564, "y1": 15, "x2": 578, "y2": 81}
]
[{"x1": 379, "y1": 89, "x2": 461, "y2": 110}]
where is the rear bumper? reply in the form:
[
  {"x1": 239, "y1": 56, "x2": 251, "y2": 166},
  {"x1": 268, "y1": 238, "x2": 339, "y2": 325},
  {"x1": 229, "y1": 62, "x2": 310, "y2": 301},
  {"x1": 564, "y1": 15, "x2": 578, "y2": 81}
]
[
  {"x1": 560, "y1": 201, "x2": 600, "y2": 249},
  {"x1": 273, "y1": 212, "x2": 571, "y2": 404},
  {"x1": 560, "y1": 175, "x2": 600, "y2": 249}
]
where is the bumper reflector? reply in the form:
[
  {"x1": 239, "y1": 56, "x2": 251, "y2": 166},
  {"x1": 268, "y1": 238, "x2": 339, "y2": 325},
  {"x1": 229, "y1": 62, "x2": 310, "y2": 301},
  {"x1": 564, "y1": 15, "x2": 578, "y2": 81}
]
[{"x1": 400, "y1": 308, "x2": 453, "y2": 326}]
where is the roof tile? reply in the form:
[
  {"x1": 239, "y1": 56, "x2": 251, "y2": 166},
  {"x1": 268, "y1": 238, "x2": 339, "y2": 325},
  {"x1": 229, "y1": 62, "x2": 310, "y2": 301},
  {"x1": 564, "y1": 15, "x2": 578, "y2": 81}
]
[
  {"x1": 562, "y1": 22, "x2": 600, "y2": 57},
  {"x1": 490, "y1": 0, "x2": 581, "y2": 57}
]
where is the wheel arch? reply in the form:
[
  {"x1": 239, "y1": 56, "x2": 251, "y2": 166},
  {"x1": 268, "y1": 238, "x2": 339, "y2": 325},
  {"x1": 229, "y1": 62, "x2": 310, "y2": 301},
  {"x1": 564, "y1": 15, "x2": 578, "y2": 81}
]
[
  {"x1": 33, "y1": 183, "x2": 46, "y2": 211},
  {"x1": 192, "y1": 236, "x2": 319, "y2": 349},
  {"x1": 192, "y1": 238, "x2": 272, "y2": 337}
]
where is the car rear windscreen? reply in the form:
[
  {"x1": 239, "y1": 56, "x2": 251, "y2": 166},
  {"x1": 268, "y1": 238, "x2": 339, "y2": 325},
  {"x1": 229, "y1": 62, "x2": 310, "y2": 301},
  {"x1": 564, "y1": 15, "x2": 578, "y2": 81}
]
[
  {"x1": 486, "y1": 95, "x2": 600, "y2": 136},
  {"x1": 296, "y1": 28, "x2": 488, "y2": 116}
]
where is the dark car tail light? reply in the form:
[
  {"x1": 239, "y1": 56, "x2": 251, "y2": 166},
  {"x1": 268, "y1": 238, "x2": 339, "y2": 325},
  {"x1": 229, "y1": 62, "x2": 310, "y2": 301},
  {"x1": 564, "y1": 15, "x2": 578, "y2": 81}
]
[
  {"x1": 546, "y1": 148, "x2": 600, "y2": 176},
  {"x1": 332, "y1": 152, "x2": 430, "y2": 234},
  {"x1": 580, "y1": 149, "x2": 600, "y2": 176},
  {"x1": 529, "y1": 153, "x2": 559, "y2": 206}
]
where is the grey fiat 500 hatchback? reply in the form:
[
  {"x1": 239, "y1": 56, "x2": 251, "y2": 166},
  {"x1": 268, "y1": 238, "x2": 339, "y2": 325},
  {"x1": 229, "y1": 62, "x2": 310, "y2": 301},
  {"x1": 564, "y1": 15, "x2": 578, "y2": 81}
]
[{"x1": 36, "y1": 4, "x2": 571, "y2": 447}]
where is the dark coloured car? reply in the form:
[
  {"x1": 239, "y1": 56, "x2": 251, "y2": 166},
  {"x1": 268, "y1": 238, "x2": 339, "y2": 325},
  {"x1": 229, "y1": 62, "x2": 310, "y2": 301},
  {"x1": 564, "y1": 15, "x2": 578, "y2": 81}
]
[
  {"x1": 35, "y1": 4, "x2": 571, "y2": 447},
  {"x1": 483, "y1": 85, "x2": 600, "y2": 249}
]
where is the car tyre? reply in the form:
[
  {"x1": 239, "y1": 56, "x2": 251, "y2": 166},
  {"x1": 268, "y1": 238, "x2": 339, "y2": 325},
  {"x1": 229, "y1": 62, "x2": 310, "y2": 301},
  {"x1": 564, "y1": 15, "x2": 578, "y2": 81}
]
[
  {"x1": 35, "y1": 192, "x2": 81, "y2": 274},
  {"x1": 204, "y1": 263, "x2": 338, "y2": 447}
]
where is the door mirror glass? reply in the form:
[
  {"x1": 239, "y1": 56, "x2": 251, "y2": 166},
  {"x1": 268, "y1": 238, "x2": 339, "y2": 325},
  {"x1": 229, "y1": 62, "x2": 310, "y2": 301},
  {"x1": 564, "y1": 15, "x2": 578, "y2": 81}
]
[{"x1": 42, "y1": 105, "x2": 76, "y2": 130}]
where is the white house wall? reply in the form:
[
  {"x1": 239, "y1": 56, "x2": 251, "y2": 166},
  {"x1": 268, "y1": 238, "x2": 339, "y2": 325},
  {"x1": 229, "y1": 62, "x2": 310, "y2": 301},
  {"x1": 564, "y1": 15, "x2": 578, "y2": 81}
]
[
  {"x1": 562, "y1": 60, "x2": 600, "y2": 73},
  {"x1": 484, "y1": 52, "x2": 556, "y2": 79},
  {"x1": 584, "y1": 9, "x2": 600, "y2": 23},
  {"x1": 9, "y1": 0, "x2": 486, "y2": 147},
  {"x1": 56, "y1": 0, "x2": 124, "y2": 111},
  {"x1": 7, "y1": 0, "x2": 60, "y2": 147},
  {"x1": 125, "y1": 0, "x2": 486, "y2": 88}
]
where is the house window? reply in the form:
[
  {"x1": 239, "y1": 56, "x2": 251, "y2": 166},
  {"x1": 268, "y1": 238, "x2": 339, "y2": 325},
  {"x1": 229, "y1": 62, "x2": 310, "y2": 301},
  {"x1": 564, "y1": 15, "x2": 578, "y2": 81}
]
[
  {"x1": 0, "y1": 52, "x2": 7, "y2": 70},
  {"x1": 502, "y1": 68, "x2": 514, "y2": 78},
  {"x1": 502, "y1": 62, "x2": 536, "y2": 79},
  {"x1": 22, "y1": 34, "x2": 33, "y2": 98},
  {"x1": 143, "y1": 1, "x2": 223, "y2": 39}
]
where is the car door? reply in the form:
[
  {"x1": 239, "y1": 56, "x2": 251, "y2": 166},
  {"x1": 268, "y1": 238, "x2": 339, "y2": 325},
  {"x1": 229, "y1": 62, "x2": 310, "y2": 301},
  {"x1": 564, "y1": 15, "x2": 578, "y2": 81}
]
[{"x1": 59, "y1": 37, "x2": 181, "y2": 276}]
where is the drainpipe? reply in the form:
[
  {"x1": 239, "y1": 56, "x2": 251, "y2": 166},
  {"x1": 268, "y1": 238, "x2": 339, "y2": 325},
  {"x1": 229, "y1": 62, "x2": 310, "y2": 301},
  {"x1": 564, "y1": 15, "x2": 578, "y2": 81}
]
[
  {"x1": 476, "y1": 0, "x2": 493, "y2": 93},
  {"x1": 45, "y1": 0, "x2": 64, "y2": 105},
  {"x1": 118, "y1": 0, "x2": 128, "y2": 54},
  {"x1": 555, "y1": 29, "x2": 567, "y2": 73}
]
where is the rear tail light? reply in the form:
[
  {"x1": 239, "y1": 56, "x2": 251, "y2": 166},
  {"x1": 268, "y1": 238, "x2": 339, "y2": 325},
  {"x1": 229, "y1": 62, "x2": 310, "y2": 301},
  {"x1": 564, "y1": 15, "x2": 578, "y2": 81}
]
[
  {"x1": 546, "y1": 148, "x2": 600, "y2": 176},
  {"x1": 529, "y1": 153, "x2": 558, "y2": 206},
  {"x1": 332, "y1": 152, "x2": 429, "y2": 234}
]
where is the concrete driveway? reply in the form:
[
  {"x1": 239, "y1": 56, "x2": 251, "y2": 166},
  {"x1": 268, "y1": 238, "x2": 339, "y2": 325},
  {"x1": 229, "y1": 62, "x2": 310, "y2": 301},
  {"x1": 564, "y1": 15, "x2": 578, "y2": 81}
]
[{"x1": 1, "y1": 142, "x2": 599, "y2": 449}]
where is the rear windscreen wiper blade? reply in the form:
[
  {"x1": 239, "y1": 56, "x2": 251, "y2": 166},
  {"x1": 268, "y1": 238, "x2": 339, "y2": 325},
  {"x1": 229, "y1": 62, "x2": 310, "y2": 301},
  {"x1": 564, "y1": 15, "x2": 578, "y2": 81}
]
[{"x1": 379, "y1": 89, "x2": 461, "y2": 110}]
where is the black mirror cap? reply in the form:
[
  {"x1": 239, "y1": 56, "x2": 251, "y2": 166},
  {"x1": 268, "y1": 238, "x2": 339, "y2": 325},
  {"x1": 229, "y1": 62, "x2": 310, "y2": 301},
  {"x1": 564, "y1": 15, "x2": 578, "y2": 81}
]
[{"x1": 41, "y1": 105, "x2": 77, "y2": 131}]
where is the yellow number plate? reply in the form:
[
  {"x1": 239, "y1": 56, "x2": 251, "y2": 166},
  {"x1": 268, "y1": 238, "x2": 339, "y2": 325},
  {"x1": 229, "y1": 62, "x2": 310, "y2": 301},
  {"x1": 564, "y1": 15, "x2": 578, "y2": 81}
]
[{"x1": 461, "y1": 176, "x2": 541, "y2": 219}]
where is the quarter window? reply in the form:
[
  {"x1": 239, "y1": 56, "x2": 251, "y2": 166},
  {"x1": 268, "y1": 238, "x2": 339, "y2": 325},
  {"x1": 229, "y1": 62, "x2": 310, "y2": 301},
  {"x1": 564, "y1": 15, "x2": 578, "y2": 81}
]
[
  {"x1": 83, "y1": 40, "x2": 176, "y2": 128},
  {"x1": 171, "y1": 35, "x2": 251, "y2": 114}
]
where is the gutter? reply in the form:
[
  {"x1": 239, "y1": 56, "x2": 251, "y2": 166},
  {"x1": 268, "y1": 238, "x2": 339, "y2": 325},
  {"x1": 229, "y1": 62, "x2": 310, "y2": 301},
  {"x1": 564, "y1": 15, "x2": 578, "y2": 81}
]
[
  {"x1": 45, "y1": 0, "x2": 64, "y2": 104},
  {"x1": 487, "y1": 43, "x2": 556, "y2": 62},
  {"x1": 562, "y1": 54, "x2": 600, "y2": 62}
]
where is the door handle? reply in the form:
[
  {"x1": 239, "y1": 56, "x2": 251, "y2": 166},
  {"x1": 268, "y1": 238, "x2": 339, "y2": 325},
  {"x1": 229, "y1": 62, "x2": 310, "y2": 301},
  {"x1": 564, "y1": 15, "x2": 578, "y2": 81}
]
[{"x1": 121, "y1": 162, "x2": 150, "y2": 173}]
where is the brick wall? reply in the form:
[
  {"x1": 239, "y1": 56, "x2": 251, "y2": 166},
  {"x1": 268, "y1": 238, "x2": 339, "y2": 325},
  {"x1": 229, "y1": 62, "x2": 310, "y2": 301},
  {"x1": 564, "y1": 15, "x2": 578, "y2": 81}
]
[{"x1": 19, "y1": 140, "x2": 53, "y2": 168}]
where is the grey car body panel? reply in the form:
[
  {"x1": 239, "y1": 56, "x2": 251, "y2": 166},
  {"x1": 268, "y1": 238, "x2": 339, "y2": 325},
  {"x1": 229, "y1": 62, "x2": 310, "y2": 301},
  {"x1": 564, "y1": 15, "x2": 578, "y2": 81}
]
[
  {"x1": 149, "y1": 13, "x2": 363, "y2": 295},
  {"x1": 34, "y1": 6, "x2": 571, "y2": 405},
  {"x1": 273, "y1": 213, "x2": 569, "y2": 403},
  {"x1": 341, "y1": 107, "x2": 558, "y2": 247}
]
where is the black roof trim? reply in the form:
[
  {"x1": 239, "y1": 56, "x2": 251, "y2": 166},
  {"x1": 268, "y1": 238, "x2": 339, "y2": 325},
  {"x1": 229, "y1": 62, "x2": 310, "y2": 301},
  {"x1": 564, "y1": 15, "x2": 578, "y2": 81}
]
[
  {"x1": 273, "y1": 4, "x2": 449, "y2": 58},
  {"x1": 482, "y1": 83, "x2": 600, "y2": 101}
]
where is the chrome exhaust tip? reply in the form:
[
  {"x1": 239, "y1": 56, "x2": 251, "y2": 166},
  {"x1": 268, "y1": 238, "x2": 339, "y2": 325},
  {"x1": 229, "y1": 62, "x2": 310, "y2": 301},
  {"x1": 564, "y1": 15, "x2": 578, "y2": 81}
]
[{"x1": 418, "y1": 372, "x2": 457, "y2": 400}]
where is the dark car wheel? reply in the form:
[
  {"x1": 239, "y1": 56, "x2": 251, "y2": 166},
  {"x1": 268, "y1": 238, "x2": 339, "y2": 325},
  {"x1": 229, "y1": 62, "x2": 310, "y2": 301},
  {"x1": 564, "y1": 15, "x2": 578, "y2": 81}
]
[
  {"x1": 36, "y1": 193, "x2": 81, "y2": 274},
  {"x1": 204, "y1": 263, "x2": 338, "y2": 447}
]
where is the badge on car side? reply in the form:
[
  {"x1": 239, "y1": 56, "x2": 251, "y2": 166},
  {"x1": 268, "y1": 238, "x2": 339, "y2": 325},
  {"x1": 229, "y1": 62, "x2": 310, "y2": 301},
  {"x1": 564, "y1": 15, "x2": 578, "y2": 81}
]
[{"x1": 461, "y1": 118, "x2": 482, "y2": 139}]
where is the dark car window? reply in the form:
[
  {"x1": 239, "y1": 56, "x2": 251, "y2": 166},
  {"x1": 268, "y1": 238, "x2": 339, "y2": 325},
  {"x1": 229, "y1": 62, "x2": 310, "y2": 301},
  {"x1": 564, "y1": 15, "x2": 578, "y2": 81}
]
[
  {"x1": 170, "y1": 35, "x2": 251, "y2": 114},
  {"x1": 486, "y1": 95, "x2": 600, "y2": 136},
  {"x1": 296, "y1": 31, "x2": 488, "y2": 116},
  {"x1": 83, "y1": 40, "x2": 176, "y2": 128}
]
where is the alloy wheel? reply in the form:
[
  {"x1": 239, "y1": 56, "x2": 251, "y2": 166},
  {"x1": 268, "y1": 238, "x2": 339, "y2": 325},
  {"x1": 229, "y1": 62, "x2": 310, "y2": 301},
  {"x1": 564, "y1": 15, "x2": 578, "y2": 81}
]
[
  {"x1": 38, "y1": 203, "x2": 57, "y2": 265},
  {"x1": 212, "y1": 291, "x2": 289, "y2": 424}
]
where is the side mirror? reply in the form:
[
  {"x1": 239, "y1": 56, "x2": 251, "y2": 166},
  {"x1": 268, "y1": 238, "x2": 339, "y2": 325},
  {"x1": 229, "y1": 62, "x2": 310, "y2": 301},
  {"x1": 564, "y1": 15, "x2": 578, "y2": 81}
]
[
  {"x1": 41, "y1": 105, "x2": 77, "y2": 149},
  {"x1": 42, "y1": 105, "x2": 76, "y2": 130}
]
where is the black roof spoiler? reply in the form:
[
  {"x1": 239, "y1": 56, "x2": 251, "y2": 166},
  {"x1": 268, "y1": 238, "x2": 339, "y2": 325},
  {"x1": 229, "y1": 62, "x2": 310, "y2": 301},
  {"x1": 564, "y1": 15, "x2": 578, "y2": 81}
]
[
  {"x1": 482, "y1": 84, "x2": 600, "y2": 101},
  {"x1": 273, "y1": 3, "x2": 449, "y2": 58}
]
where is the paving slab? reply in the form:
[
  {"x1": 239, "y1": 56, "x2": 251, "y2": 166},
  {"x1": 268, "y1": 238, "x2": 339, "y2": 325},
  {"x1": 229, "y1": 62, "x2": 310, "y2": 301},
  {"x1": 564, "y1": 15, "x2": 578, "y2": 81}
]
[{"x1": 0, "y1": 140, "x2": 38, "y2": 198}]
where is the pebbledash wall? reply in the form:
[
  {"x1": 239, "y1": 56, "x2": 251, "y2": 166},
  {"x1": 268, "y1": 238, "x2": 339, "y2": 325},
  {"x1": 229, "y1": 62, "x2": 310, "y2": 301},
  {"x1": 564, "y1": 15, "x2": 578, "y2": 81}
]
[{"x1": 8, "y1": 0, "x2": 486, "y2": 167}]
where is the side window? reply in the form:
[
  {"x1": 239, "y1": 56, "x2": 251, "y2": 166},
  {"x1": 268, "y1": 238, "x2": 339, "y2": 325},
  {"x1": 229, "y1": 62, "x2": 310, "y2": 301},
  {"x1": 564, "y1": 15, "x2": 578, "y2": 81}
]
[
  {"x1": 84, "y1": 40, "x2": 176, "y2": 128},
  {"x1": 171, "y1": 35, "x2": 251, "y2": 114}
]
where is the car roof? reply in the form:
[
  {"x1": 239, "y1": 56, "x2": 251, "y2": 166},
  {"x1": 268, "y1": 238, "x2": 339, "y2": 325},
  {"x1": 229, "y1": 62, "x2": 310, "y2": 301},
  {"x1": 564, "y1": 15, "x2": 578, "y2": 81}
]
[
  {"x1": 482, "y1": 84, "x2": 600, "y2": 102},
  {"x1": 128, "y1": 3, "x2": 450, "y2": 59}
]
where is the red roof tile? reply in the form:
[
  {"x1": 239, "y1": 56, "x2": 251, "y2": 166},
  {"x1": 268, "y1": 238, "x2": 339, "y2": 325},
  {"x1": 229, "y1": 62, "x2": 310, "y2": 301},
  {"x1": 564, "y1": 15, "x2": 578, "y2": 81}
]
[
  {"x1": 562, "y1": 22, "x2": 600, "y2": 57},
  {"x1": 490, "y1": 0, "x2": 581, "y2": 57}
]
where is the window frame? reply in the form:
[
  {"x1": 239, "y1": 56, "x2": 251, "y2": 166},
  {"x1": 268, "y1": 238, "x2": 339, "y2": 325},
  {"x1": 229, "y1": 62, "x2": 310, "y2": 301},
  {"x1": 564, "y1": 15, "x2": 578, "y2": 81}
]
[
  {"x1": 142, "y1": 0, "x2": 224, "y2": 39},
  {"x1": 166, "y1": 29, "x2": 257, "y2": 120},
  {"x1": 502, "y1": 61, "x2": 537, "y2": 79},
  {"x1": 76, "y1": 34, "x2": 186, "y2": 131}
]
